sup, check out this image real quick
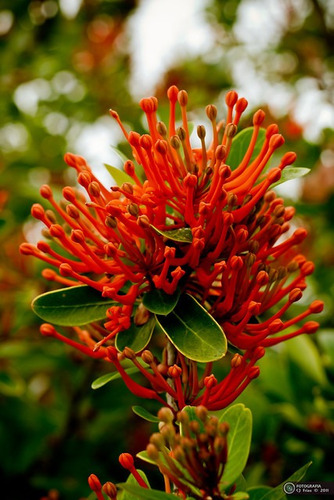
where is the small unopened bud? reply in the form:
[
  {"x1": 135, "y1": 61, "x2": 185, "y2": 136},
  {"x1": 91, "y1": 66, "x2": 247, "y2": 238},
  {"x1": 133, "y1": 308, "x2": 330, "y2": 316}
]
[
  {"x1": 134, "y1": 303, "x2": 150, "y2": 326},
  {"x1": 40, "y1": 185, "x2": 52, "y2": 199},
  {"x1": 71, "y1": 229, "x2": 85, "y2": 244},
  {"x1": 88, "y1": 474, "x2": 102, "y2": 492},
  {"x1": 123, "y1": 347, "x2": 136, "y2": 360},
  {"x1": 88, "y1": 181, "x2": 100, "y2": 197},
  {"x1": 204, "y1": 374, "x2": 217, "y2": 389},
  {"x1": 197, "y1": 124, "x2": 206, "y2": 139},
  {"x1": 102, "y1": 481, "x2": 118, "y2": 499},
  {"x1": 124, "y1": 160, "x2": 135, "y2": 176},
  {"x1": 287, "y1": 261, "x2": 299, "y2": 273},
  {"x1": 127, "y1": 203, "x2": 139, "y2": 217},
  {"x1": 138, "y1": 215, "x2": 150, "y2": 228},
  {"x1": 195, "y1": 405, "x2": 208, "y2": 422},
  {"x1": 304, "y1": 321, "x2": 319, "y2": 334},
  {"x1": 289, "y1": 288, "x2": 303, "y2": 303},
  {"x1": 155, "y1": 139, "x2": 168, "y2": 155},
  {"x1": 66, "y1": 204, "x2": 80, "y2": 219},
  {"x1": 177, "y1": 127, "x2": 186, "y2": 142},
  {"x1": 146, "y1": 443, "x2": 159, "y2": 461},
  {"x1": 309, "y1": 300, "x2": 324, "y2": 314},
  {"x1": 149, "y1": 432, "x2": 165, "y2": 449},
  {"x1": 40, "y1": 324, "x2": 56, "y2": 337},
  {"x1": 157, "y1": 121, "x2": 167, "y2": 137},
  {"x1": 44, "y1": 210, "x2": 56, "y2": 224},
  {"x1": 78, "y1": 172, "x2": 91, "y2": 188},
  {"x1": 121, "y1": 182, "x2": 134, "y2": 195},
  {"x1": 168, "y1": 364, "x2": 182, "y2": 378},
  {"x1": 206, "y1": 104, "x2": 217, "y2": 121},
  {"x1": 301, "y1": 261, "x2": 315, "y2": 276},
  {"x1": 170, "y1": 135, "x2": 181, "y2": 149},
  {"x1": 225, "y1": 90, "x2": 238, "y2": 107},
  {"x1": 231, "y1": 353, "x2": 243, "y2": 368},
  {"x1": 225, "y1": 123, "x2": 237, "y2": 138},
  {"x1": 105, "y1": 216, "x2": 117, "y2": 229},
  {"x1": 178, "y1": 89, "x2": 188, "y2": 107},
  {"x1": 253, "y1": 109, "x2": 265, "y2": 126},
  {"x1": 141, "y1": 350, "x2": 154, "y2": 365},
  {"x1": 119, "y1": 453, "x2": 135, "y2": 470},
  {"x1": 248, "y1": 366, "x2": 260, "y2": 380},
  {"x1": 157, "y1": 407, "x2": 174, "y2": 423}
]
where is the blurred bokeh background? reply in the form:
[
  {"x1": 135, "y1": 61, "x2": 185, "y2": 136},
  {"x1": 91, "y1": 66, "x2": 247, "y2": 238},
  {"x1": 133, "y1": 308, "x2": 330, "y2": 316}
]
[{"x1": 0, "y1": 0, "x2": 333, "y2": 498}]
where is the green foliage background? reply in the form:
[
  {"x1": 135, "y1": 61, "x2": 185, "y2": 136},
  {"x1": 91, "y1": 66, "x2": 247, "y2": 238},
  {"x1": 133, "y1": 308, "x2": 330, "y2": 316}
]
[{"x1": 0, "y1": 1, "x2": 333, "y2": 498}]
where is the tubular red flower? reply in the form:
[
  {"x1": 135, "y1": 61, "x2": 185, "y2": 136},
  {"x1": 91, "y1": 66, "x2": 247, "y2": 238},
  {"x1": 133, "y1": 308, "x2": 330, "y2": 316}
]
[{"x1": 20, "y1": 86, "x2": 322, "y2": 410}]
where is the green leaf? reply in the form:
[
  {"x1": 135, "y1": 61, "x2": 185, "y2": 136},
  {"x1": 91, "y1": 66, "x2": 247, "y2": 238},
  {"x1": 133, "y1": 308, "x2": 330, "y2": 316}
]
[
  {"x1": 0, "y1": 371, "x2": 25, "y2": 397},
  {"x1": 151, "y1": 225, "x2": 193, "y2": 243},
  {"x1": 247, "y1": 487, "x2": 272, "y2": 500},
  {"x1": 157, "y1": 294, "x2": 227, "y2": 362},
  {"x1": 116, "y1": 317, "x2": 155, "y2": 353},
  {"x1": 317, "y1": 329, "x2": 334, "y2": 367},
  {"x1": 143, "y1": 288, "x2": 181, "y2": 315},
  {"x1": 285, "y1": 335, "x2": 327, "y2": 386},
  {"x1": 271, "y1": 167, "x2": 310, "y2": 188},
  {"x1": 132, "y1": 406, "x2": 160, "y2": 423},
  {"x1": 118, "y1": 483, "x2": 175, "y2": 500},
  {"x1": 227, "y1": 127, "x2": 266, "y2": 170},
  {"x1": 110, "y1": 145, "x2": 130, "y2": 164},
  {"x1": 231, "y1": 493, "x2": 250, "y2": 500},
  {"x1": 105, "y1": 163, "x2": 134, "y2": 186},
  {"x1": 247, "y1": 462, "x2": 312, "y2": 500},
  {"x1": 119, "y1": 470, "x2": 150, "y2": 500},
  {"x1": 32, "y1": 285, "x2": 117, "y2": 326},
  {"x1": 219, "y1": 404, "x2": 252, "y2": 487},
  {"x1": 179, "y1": 406, "x2": 205, "y2": 437},
  {"x1": 137, "y1": 450, "x2": 160, "y2": 466},
  {"x1": 91, "y1": 367, "x2": 139, "y2": 389}
]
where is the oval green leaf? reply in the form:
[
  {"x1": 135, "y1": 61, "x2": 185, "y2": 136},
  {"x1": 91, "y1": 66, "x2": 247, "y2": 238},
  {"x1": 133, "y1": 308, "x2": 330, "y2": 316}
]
[
  {"x1": 91, "y1": 367, "x2": 140, "y2": 390},
  {"x1": 227, "y1": 127, "x2": 266, "y2": 170},
  {"x1": 271, "y1": 166, "x2": 310, "y2": 188},
  {"x1": 151, "y1": 225, "x2": 193, "y2": 243},
  {"x1": 132, "y1": 405, "x2": 160, "y2": 423},
  {"x1": 143, "y1": 288, "x2": 181, "y2": 315},
  {"x1": 32, "y1": 285, "x2": 117, "y2": 326},
  {"x1": 219, "y1": 403, "x2": 252, "y2": 487},
  {"x1": 115, "y1": 317, "x2": 155, "y2": 353},
  {"x1": 156, "y1": 294, "x2": 227, "y2": 362}
]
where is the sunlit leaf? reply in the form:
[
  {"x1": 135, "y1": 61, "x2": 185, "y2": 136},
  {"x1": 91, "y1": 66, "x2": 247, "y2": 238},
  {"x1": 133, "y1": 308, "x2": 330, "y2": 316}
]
[
  {"x1": 227, "y1": 127, "x2": 266, "y2": 170},
  {"x1": 157, "y1": 294, "x2": 227, "y2": 362},
  {"x1": 132, "y1": 406, "x2": 160, "y2": 423},
  {"x1": 32, "y1": 285, "x2": 116, "y2": 326},
  {"x1": 105, "y1": 163, "x2": 134, "y2": 186},
  {"x1": 219, "y1": 404, "x2": 252, "y2": 487},
  {"x1": 271, "y1": 167, "x2": 310, "y2": 188},
  {"x1": 151, "y1": 225, "x2": 193, "y2": 243},
  {"x1": 91, "y1": 367, "x2": 139, "y2": 390},
  {"x1": 119, "y1": 470, "x2": 150, "y2": 500}
]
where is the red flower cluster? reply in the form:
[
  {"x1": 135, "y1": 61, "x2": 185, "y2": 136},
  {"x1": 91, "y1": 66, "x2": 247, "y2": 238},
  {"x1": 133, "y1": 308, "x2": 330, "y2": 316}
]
[{"x1": 21, "y1": 86, "x2": 323, "y2": 410}]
